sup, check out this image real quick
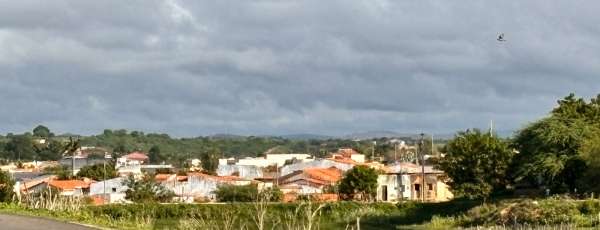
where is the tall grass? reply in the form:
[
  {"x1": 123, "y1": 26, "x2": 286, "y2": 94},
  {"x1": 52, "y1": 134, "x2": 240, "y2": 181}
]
[{"x1": 19, "y1": 188, "x2": 85, "y2": 212}]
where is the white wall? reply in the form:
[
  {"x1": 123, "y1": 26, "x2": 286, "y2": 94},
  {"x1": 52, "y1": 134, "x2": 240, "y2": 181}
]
[
  {"x1": 90, "y1": 177, "x2": 128, "y2": 195},
  {"x1": 236, "y1": 154, "x2": 314, "y2": 168}
]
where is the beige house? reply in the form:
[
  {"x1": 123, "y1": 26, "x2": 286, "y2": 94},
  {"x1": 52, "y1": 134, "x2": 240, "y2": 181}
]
[{"x1": 377, "y1": 162, "x2": 453, "y2": 202}]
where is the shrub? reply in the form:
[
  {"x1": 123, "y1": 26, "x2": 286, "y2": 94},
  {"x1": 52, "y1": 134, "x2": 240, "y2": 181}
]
[
  {"x1": 580, "y1": 199, "x2": 600, "y2": 215},
  {"x1": 0, "y1": 170, "x2": 15, "y2": 202},
  {"x1": 214, "y1": 184, "x2": 258, "y2": 202},
  {"x1": 122, "y1": 175, "x2": 174, "y2": 203},
  {"x1": 338, "y1": 165, "x2": 379, "y2": 201}
]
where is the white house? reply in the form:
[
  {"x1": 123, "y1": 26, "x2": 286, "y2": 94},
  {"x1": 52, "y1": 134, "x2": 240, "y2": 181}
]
[
  {"x1": 280, "y1": 159, "x2": 355, "y2": 176},
  {"x1": 217, "y1": 164, "x2": 263, "y2": 179},
  {"x1": 116, "y1": 151, "x2": 149, "y2": 168},
  {"x1": 376, "y1": 162, "x2": 453, "y2": 202},
  {"x1": 235, "y1": 154, "x2": 314, "y2": 168},
  {"x1": 90, "y1": 177, "x2": 128, "y2": 204},
  {"x1": 168, "y1": 173, "x2": 260, "y2": 202}
]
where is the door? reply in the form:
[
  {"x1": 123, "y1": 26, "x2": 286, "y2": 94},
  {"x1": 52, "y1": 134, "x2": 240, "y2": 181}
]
[
  {"x1": 381, "y1": 185, "x2": 388, "y2": 201},
  {"x1": 414, "y1": 184, "x2": 421, "y2": 200}
]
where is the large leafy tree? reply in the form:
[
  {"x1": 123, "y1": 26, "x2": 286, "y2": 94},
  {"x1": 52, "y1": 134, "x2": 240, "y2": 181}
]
[
  {"x1": 4, "y1": 134, "x2": 35, "y2": 161},
  {"x1": 0, "y1": 170, "x2": 14, "y2": 202},
  {"x1": 214, "y1": 184, "x2": 258, "y2": 202},
  {"x1": 33, "y1": 140, "x2": 64, "y2": 161},
  {"x1": 122, "y1": 175, "x2": 174, "y2": 203},
  {"x1": 76, "y1": 162, "x2": 118, "y2": 181},
  {"x1": 148, "y1": 145, "x2": 164, "y2": 164},
  {"x1": 200, "y1": 149, "x2": 220, "y2": 175},
  {"x1": 512, "y1": 93, "x2": 600, "y2": 193},
  {"x1": 338, "y1": 165, "x2": 379, "y2": 201},
  {"x1": 437, "y1": 129, "x2": 513, "y2": 199},
  {"x1": 32, "y1": 125, "x2": 53, "y2": 138}
]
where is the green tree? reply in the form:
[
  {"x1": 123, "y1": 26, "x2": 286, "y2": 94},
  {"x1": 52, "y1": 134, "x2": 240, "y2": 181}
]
[
  {"x1": 148, "y1": 145, "x2": 164, "y2": 164},
  {"x1": 76, "y1": 162, "x2": 118, "y2": 181},
  {"x1": 578, "y1": 133, "x2": 600, "y2": 192},
  {"x1": 32, "y1": 125, "x2": 53, "y2": 138},
  {"x1": 200, "y1": 150, "x2": 219, "y2": 175},
  {"x1": 511, "y1": 94, "x2": 600, "y2": 193},
  {"x1": 0, "y1": 170, "x2": 14, "y2": 202},
  {"x1": 122, "y1": 175, "x2": 174, "y2": 203},
  {"x1": 44, "y1": 165, "x2": 71, "y2": 180},
  {"x1": 214, "y1": 184, "x2": 258, "y2": 202},
  {"x1": 33, "y1": 140, "x2": 63, "y2": 161},
  {"x1": 338, "y1": 165, "x2": 379, "y2": 201},
  {"x1": 437, "y1": 129, "x2": 513, "y2": 199},
  {"x1": 4, "y1": 135, "x2": 35, "y2": 161}
]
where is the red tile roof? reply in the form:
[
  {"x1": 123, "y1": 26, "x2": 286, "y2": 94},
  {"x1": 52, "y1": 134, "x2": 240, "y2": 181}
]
[
  {"x1": 337, "y1": 148, "x2": 360, "y2": 157},
  {"x1": 187, "y1": 173, "x2": 248, "y2": 183},
  {"x1": 124, "y1": 152, "x2": 149, "y2": 161},
  {"x1": 48, "y1": 180, "x2": 90, "y2": 191},
  {"x1": 155, "y1": 174, "x2": 174, "y2": 182},
  {"x1": 304, "y1": 167, "x2": 342, "y2": 183}
]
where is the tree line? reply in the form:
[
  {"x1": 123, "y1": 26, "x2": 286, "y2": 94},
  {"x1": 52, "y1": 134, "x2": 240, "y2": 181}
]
[
  {"x1": 0, "y1": 127, "x2": 433, "y2": 166},
  {"x1": 437, "y1": 93, "x2": 600, "y2": 199}
]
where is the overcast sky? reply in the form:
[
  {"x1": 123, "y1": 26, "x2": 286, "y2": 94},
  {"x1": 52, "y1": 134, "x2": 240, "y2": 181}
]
[{"x1": 1, "y1": 1, "x2": 599, "y2": 137}]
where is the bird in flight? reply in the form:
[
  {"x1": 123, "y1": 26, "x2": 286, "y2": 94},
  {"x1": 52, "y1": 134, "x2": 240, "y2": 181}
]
[{"x1": 497, "y1": 33, "x2": 506, "y2": 42}]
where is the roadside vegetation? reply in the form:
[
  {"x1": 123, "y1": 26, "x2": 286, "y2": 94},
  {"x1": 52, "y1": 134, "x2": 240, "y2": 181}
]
[{"x1": 4, "y1": 93, "x2": 600, "y2": 229}]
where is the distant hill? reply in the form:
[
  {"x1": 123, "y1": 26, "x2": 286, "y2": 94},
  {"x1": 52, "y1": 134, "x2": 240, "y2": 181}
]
[
  {"x1": 279, "y1": 133, "x2": 333, "y2": 140},
  {"x1": 208, "y1": 133, "x2": 246, "y2": 139},
  {"x1": 342, "y1": 131, "x2": 413, "y2": 140}
]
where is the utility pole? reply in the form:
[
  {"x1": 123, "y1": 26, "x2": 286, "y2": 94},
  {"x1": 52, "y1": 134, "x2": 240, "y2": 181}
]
[
  {"x1": 394, "y1": 143, "x2": 398, "y2": 162},
  {"x1": 372, "y1": 141, "x2": 376, "y2": 161},
  {"x1": 431, "y1": 134, "x2": 434, "y2": 156},
  {"x1": 72, "y1": 142, "x2": 76, "y2": 178},
  {"x1": 419, "y1": 133, "x2": 425, "y2": 202},
  {"x1": 103, "y1": 152, "x2": 107, "y2": 196},
  {"x1": 490, "y1": 120, "x2": 494, "y2": 137}
]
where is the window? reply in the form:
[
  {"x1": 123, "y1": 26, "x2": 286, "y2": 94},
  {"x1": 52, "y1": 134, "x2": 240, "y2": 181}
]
[
  {"x1": 112, "y1": 188, "x2": 117, "y2": 193},
  {"x1": 428, "y1": 184, "x2": 433, "y2": 191}
]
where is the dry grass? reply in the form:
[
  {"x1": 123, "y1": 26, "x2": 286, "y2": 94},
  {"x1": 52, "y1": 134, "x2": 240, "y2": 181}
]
[{"x1": 19, "y1": 188, "x2": 85, "y2": 212}]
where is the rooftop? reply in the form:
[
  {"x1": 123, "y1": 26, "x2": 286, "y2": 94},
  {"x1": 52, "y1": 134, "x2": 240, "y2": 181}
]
[{"x1": 48, "y1": 179, "x2": 91, "y2": 191}]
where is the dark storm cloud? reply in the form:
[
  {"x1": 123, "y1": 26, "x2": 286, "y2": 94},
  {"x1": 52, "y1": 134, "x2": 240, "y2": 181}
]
[{"x1": 1, "y1": 0, "x2": 600, "y2": 136}]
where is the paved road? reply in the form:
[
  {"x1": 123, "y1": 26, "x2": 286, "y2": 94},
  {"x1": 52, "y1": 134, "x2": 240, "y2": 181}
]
[{"x1": 0, "y1": 214, "x2": 96, "y2": 230}]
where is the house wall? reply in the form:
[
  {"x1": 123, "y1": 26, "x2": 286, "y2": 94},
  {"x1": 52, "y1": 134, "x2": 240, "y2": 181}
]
[
  {"x1": 350, "y1": 154, "x2": 365, "y2": 163},
  {"x1": 409, "y1": 174, "x2": 448, "y2": 202},
  {"x1": 58, "y1": 188, "x2": 82, "y2": 196},
  {"x1": 90, "y1": 178, "x2": 127, "y2": 195},
  {"x1": 217, "y1": 165, "x2": 263, "y2": 179},
  {"x1": 174, "y1": 175, "x2": 254, "y2": 200},
  {"x1": 376, "y1": 174, "x2": 414, "y2": 202},
  {"x1": 435, "y1": 180, "x2": 454, "y2": 201},
  {"x1": 280, "y1": 159, "x2": 353, "y2": 176},
  {"x1": 377, "y1": 174, "x2": 398, "y2": 201},
  {"x1": 265, "y1": 154, "x2": 313, "y2": 167},
  {"x1": 235, "y1": 154, "x2": 313, "y2": 168}
]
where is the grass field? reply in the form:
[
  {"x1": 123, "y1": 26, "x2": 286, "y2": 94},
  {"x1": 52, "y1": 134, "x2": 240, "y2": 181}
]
[{"x1": 2, "y1": 197, "x2": 600, "y2": 229}]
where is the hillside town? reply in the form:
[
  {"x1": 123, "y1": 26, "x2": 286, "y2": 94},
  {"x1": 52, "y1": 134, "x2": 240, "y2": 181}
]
[{"x1": 2, "y1": 140, "x2": 453, "y2": 205}]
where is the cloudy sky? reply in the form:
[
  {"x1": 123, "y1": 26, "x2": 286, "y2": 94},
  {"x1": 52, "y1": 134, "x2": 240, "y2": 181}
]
[{"x1": 1, "y1": 1, "x2": 599, "y2": 137}]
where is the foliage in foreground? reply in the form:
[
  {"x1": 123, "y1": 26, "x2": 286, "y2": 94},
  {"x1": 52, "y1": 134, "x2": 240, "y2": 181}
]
[
  {"x1": 0, "y1": 170, "x2": 14, "y2": 202},
  {"x1": 421, "y1": 198, "x2": 600, "y2": 228},
  {"x1": 123, "y1": 175, "x2": 174, "y2": 203},
  {"x1": 76, "y1": 162, "x2": 118, "y2": 181},
  {"x1": 214, "y1": 185, "x2": 284, "y2": 203},
  {"x1": 436, "y1": 129, "x2": 514, "y2": 199},
  {"x1": 5, "y1": 196, "x2": 600, "y2": 229},
  {"x1": 338, "y1": 165, "x2": 379, "y2": 201}
]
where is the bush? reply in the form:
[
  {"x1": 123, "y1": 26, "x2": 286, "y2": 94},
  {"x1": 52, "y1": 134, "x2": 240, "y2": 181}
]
[
  {"x1": 0, "y1": 170, "x2": 14, "y2": 202},
  {"x1": 214, "y1": 184, "x2": 258, "y2": 202},
  {"x1": 580, "y1": 199, "x2": 600, "y2": 215},
  {"x1": 261, "y1": 187, "x2": 283, "y2": 202},
  {"x1": 123, "y1": 175, "x2": 174, "y2": 203}
]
